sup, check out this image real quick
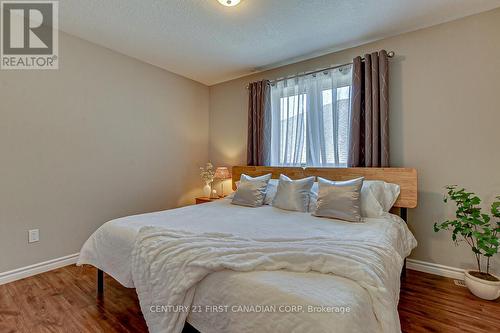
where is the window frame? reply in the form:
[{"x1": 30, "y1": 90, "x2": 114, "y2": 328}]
[{"x1": 269, "y1": 67, "x2": 352, "y2": 167}]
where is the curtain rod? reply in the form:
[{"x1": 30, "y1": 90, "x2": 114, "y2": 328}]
[{"x1": 246, "y1": 51, "x2": 395, "y2": 89}]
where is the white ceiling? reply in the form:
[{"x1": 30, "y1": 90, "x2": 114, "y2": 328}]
[{"x1": 59, "y1": 0, "x2": 500, "y2": 85}]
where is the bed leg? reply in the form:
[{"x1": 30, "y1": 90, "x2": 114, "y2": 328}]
[
  {"x1": 97, "y1": 269, "x2": 104, "y2": 295},
  {"x1": 400, "y1": 208, "x2": 408, "y2": 279},
  {"x1": 400, "y1": 208, "x2": 408, "y2": 223},
  {"x1": 182, "y1": 322, "x2": 200, "y2": 333}
]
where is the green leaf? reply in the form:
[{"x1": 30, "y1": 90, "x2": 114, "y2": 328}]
[{"x1": 492, "y1": 201, "x2": 500, "y2": 217}]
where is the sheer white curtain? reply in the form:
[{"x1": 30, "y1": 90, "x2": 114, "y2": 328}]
[{"x1": 269, "y1": 65, "x2": 352, "y2": 167}]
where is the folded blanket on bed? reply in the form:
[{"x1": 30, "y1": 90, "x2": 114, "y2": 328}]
[{"x1": 131, "y1": 227, "x2": 403, "y2": 333}]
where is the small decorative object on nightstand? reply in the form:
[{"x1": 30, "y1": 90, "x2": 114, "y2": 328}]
[
  {"x1": 199, "y1": 163, "x2": 216, "y2": 197},
  {"x1": 214, "y1": 166, "x2": 231, "y2": 198},
  {"x1": 195, "y1": 197, "x2": 219, "y2": 205}
]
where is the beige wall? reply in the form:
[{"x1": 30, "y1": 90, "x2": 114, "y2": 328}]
[
  {"x1": 209, "y1": 8, "x2": 500, "y2": 272},
  {"x1": 0, "y1": 32, "x2": 209, "y2": 272}
]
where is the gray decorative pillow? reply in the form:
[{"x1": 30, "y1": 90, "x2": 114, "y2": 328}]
[
  {"x1": 230, "y1": 178, "x2": 278, "y2": 205},
  {"x1": 312, "y1": 177, "x2": 364, "y2": 222},
  {"x1": 231, "y1": 173, "x2": 271, "y2": 207},
  {"x1": 272, "y1": 174, "x2": 315, "y2": 212}
]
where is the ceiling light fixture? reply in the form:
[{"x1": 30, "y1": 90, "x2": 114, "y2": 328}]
[{"x1": 217, "y1": 0, "x2": 241, "y2": 7}]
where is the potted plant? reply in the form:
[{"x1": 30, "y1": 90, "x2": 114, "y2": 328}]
[{"x1": 434, "y1": 185, "x2": 500, "y2": 300}]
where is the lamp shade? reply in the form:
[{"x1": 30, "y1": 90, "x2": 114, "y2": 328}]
[{"x1": 214, "y1": 167, "x2": 231, "y2": 179}]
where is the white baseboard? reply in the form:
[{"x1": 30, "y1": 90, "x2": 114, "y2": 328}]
[
  {"x1": 406, "y1": 258, "x2": 465, "y2": 280},
  {"x1": 0, "y1": 253, "x2": 79, "y2": 285}
]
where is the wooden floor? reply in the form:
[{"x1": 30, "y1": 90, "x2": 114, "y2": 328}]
[{"x1": 1, "y1": 266, "x2": 499, "y2": 333}]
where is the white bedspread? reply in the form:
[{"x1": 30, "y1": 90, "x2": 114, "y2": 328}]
[
  {"x1": 133, "y1": 227, "x2": 403, "y2": 333},
  {"x1": 78, "y1": 199, "x2": 417, "y2": 333}
]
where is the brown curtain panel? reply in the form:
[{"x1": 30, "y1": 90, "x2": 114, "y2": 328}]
[
  {"x1": 247, "y1": 80, "x2": 271, "y2": 166},
  {"x1": 348, "y1": 50, "x2": 390, "y2": 167}
]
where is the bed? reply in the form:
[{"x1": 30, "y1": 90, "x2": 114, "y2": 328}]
[{"x1": 77, "y1": 166, "x2": 418, "y2": 333}]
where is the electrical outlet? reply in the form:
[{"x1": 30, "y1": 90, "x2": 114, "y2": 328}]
[{"x1": 28, "y1": 229, "x2": 39, "y2": 243}]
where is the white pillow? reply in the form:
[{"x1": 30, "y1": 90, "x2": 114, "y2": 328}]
[
  {"x1": 308, "y1": 182, "x2": 319, "y2": 212},
  {"x1": 264, "y1": 179, "x2": 279, "y2": 205},
  {"x1": 360, "y1": 180, "x2": 400, "y2": 217},
  {"x1": 309, "y1": 179, "x2": 400, "y2": 217}
]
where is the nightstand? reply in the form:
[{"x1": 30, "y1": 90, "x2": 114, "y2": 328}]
[{"x1": 195, "y1": 197, "x2": 219, "y2": 205}]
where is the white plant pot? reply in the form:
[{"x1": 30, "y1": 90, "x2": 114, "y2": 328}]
[{"x1": 464, "y1": 270, "x2": 500, "y2": 300}]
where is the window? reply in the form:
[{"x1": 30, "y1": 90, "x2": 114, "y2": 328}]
[{"x1": 269, "y1": 65, "x2": 352, "y2": 167}]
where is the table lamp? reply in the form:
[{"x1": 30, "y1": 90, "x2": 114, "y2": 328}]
[{"x1": 214, "y1": 167, "x2": 231, "y2": 197}]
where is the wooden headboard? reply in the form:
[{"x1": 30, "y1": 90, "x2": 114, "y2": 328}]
[{"x1": 232, "y1": 166, "x2": 417, "y2": 209}]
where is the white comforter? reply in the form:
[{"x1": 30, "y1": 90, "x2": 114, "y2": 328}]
[
  {"x1": 133, "y1": 227, "x2": 403, "y2": 333},
  {"x1": 78, "y1": 199, "x2": 417, "y2": 333}
]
